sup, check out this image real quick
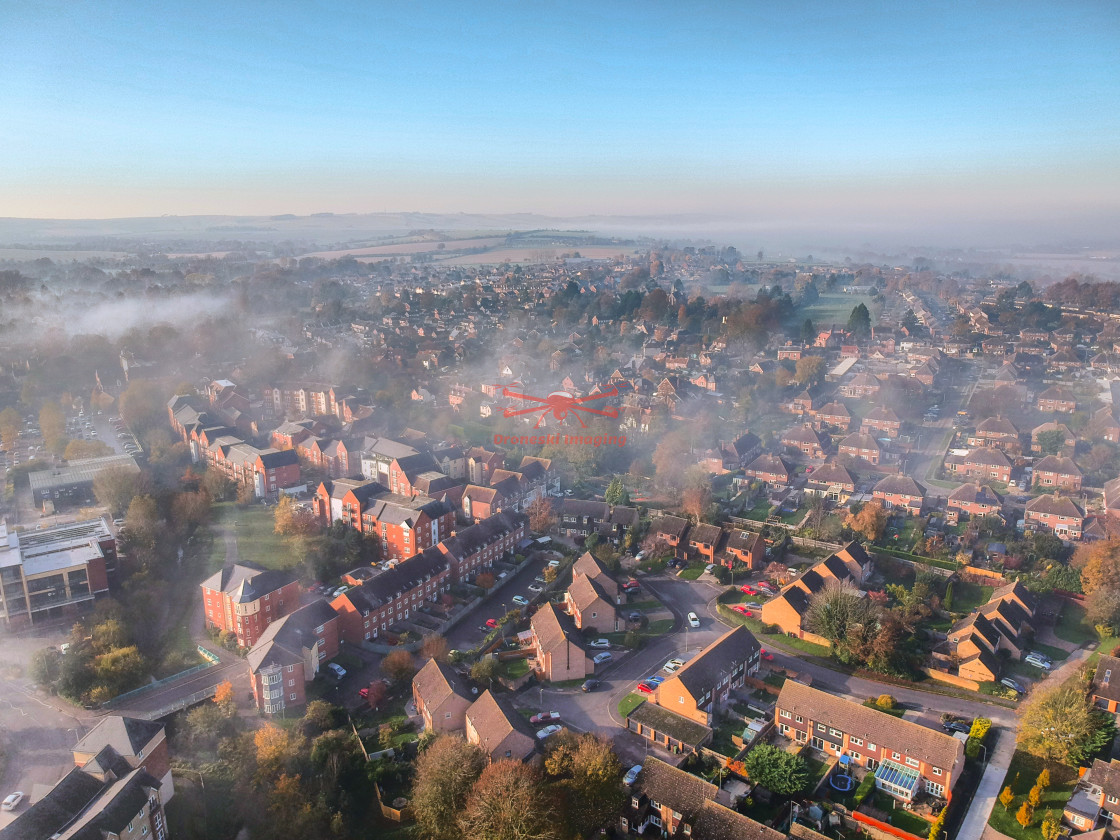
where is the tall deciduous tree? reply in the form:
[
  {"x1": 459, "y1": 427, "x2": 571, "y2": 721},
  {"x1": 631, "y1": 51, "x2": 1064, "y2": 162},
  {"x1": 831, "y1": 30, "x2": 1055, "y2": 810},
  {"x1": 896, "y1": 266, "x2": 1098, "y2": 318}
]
[
  {"x1": 411, "y1": 735, "x2": 487, "y2": 840},
  {"x1": 803, "y1": 580, "x2": 877, "y2": 646},
  {"x1": 93, "y1": 466, "x2": 139, "y2": 515},
  {"x1": 1018, "y1": 672, "x2": 1116, "y2": 763},
  {"x1": 742, "y1": 744, "x2": 809, "y2": 795},
  {"x1": 795, "y1": 355, "x2": 826, "y2": 387},
  {"x1": 526, "y1": 496, "x2": 555, "y2": 534},
  {"x1": 1073, "y1": 539, "x2": 1120, "y2": 596},
  {"x1": 0, "y1": 407, "x2": 20, "y2": 451},
  {"x1": 845, "y1": 501, "x2": 887, "y2": 542},
  {"x1": 459, "y1": 760, "x2": 555, "y2": 840},
  {"x1": 381, "y1": 649, "x2": 415, "y2": 685},
  {"x1": 604, "y1": 477, "x2": 631, "y2": 506}
]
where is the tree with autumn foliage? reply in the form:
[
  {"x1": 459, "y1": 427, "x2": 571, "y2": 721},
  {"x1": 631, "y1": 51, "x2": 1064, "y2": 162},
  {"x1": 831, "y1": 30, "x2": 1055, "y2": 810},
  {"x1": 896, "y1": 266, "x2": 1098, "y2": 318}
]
[
  {"x1": 274, "y1": 493, "x2": 320, "y2": 536},
  {"x1": 421, "y1": 634, "x2": 450, "y2": 662},
  {"x1": 411, "y1": 735, "x2": 487, "y2": 840},
  {"x1": 382, "y1": 649, "x2": 416, "y2": 685},
  {"x1": 526, "y1": 495, "x2": 555, "y2": 534},
  {"x1": 1073, "y1": 539, "x2": 1120, "y2": 596},
  {"x1": 459, "y1": 760, "x2": 556, "y2": 840},
  {"x1": 845, "y1": 501, "x2": 887, "y2": 542}
]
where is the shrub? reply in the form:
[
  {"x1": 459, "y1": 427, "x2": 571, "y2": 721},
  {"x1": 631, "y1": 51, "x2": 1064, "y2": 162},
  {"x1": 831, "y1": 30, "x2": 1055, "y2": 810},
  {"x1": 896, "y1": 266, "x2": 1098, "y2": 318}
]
[
  {"x1": 969, "y1": 717, "x2": 992, "y2": 742},
  {"x1": 1036, "y1": 768, "x2": 1050, "y2": 790},
  {"x1": 1016, "y1": 801, "x2": 1034, "y2": 828},
  {"x1": 875, "y1": 694, "x2": 896, "y2": 709},
  {"x1": 965, "y1": 737, "x2": 982, "y2": 761},
  {"x1": 852, "y1": 773, "x2": 876, "y2": 806},
  {"x1": 928, "y1": 805, "x2": 948, "y2": 840},
  {"x1": 999, "y1": 786, "x2": 1014, "y2": 811}
]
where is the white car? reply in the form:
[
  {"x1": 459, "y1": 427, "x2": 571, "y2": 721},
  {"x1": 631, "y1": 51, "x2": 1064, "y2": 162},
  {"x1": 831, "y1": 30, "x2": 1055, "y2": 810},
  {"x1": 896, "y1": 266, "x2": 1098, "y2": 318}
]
[
  {"x1": 624, "y1": 765, "x2": 643, "y2": 785},
  {"x1": 1024, "y1": 655, "x2": 1051, "y2": 670},
  {"x1": 593, "y1": 651, "x2": 613, "y2": 665},
  {"x1": 2, "y1": 792, "x2": 24, "y2": 812},
  {"x1": 589, "y1": 639, "x2": 611, "y2": 649},
  {"x1": 548, "y1": 559, "x2": 561, "y2": 568},
  {"x1": 704, "y1": 564, "x2": 715, "y2": 574},
  {"x1": 327, "y1": 663, "x2": 347, "y2": 679},
  {"x1": 512, "y1": 595, "x2": 529, "y2": 606},
  {"x1": 663, "y1": 658, "x2": 684, "y2": 673},
  {"x1": 536, "y1": 724, "x2": 563, "y2": 739},
  {"x1": 687, "y1": 612, "x2": 700, "y2": 628},
  {"x1": 528, "y1": 583, "x2": 544, "y2": 593}
]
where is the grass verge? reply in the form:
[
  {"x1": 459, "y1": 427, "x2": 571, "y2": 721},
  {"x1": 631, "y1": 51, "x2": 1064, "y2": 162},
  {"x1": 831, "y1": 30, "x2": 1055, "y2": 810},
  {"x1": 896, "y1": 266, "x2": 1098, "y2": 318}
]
[
  {"x1": 986, "y1": 750, "x2": 1077, "y2": 840},
  {"x1": 617, "y1": 692, "x2": 646, "y2": 718}
]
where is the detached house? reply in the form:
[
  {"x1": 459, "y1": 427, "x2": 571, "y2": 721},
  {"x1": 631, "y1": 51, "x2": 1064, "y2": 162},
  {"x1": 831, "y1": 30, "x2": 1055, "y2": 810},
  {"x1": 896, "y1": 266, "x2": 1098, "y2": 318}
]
[
  {"x1": 725, "y1": 530, "x2": 765, "y2": 569},
  {"x1": 412, "y1": 658, "x2": 473, "y2": 733},
  {"x1": 465, "y1": 689, "x2": 538, "y2": 765},
  {"x1": 652, "y1": 625, "x2": 761, "y2": 726},
  {"x1": 565, "y1": 552, "x2": 620, "y2": 633},
  {"x1": 529, "y1": 601, "x2": 592, "y2": 683},
  {"x1": 1025, "y1": 494, "x2": 1084, "y2": 540},
  {"x1": 775, "y1": 682, "x2": 964, "y2": 803},
  {"x1": 1064, "y1": 758, "x2": 1120, "y2": 833}
]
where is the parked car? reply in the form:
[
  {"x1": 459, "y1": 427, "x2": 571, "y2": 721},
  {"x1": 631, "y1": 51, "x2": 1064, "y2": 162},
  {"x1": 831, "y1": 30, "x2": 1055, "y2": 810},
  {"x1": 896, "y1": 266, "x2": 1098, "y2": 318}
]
[
  {"x1": 624, "y1": 765, "x2": 643, "y2": 785},
  {"x1": 746, "y1": 602, "x2": 763, "y2": 611},
  {"x1": 739, "y1": 585, "x2": 757, "y2": 594},
  {"x1": 1000, "y1": 677, "x2": 1025, "y2": 694},
  {"x1": 687, "y1": 612, "x2": 700, "y2": 628},
  {"x1": 760, "y1": 649, "x2": 774, "y2": 662},
  {"x1": 536, "y1": 724, "x2": 563, "y2": 740},
  {"x1": 512, "y1": 595, "x2": 529, "y2": 606},
  {"x1": 2, "y1": 792, "x2": 24, "y2": 812},
  {"x1": 548, "y1": 559, "x2": 561, "y2": 568},
  {"x1": 485, "y1": 618, "x2": 499, "y2": 629},
  {"x1": 530, "y1": 711, "x2": 561, "y2": 725},
  {"x1": 589, "y1": 639, "x2": 611, "y2": 649},
  {"x1": 528, "y1": 583, "x2": 544, "y2": 593},
  {"x1": 704, "y1": 564, "x2": 715, "y2": 574},
  {"x1": 663, "y1": 658, "x2": 684, "y2": 673},
  {"x1": 628, "y1": 611, "x2": 643, "y2": 622},
  {"x1": 731, "y1": 605, "x2": 752, "y2": 616},
  {"x1": 942, "y1": 721, "x2": 971, "y2": 734},
  {"x1": 327, "y1": 663, "x2": 346, "y2": 679},
  {"x1": 1027, "y1": 650, "x2": 1053, "y2": 664},
  {"x1": 1024, "y1": 654, "x2": 1052, "y2": 670},
  {"x1": 534, "y1": 575, "x2": 546, "y2": 584},
  {"x1": 622, "y1": 579, "x2": 640, "y2": 591},
  {"x1": 643, "y1": 675, "x2": 664, "y2": 686},
  {"x1": 636, "y1": 681, "x2": 655, "y2": 694},
  {"x1": 593, "y1": 651, "x2": 613, "y2": 665},
  {"x1": 581, "y1": 679, "x2": 600, "y2": 692}
]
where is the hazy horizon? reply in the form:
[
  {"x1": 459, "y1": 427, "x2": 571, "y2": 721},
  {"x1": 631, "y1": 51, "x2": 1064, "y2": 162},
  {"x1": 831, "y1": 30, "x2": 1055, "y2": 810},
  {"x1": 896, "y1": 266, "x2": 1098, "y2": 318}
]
[{"x1": 2, "y1": 2, "x2": 1118, "y2": 247}]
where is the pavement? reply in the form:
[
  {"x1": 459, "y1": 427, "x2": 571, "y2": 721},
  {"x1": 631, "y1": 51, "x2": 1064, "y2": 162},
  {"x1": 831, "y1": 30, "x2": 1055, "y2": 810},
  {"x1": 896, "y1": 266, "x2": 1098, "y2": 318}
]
[{"x1": 958, "y1": 729, "x2": 1017, "y2": 840}]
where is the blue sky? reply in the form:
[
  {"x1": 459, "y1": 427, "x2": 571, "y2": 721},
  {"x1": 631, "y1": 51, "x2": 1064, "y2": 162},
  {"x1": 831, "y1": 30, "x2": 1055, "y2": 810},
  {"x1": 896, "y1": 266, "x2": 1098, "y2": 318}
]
[{"x1": 1, "y1": 0, "x2": 1117, "y2": 237}]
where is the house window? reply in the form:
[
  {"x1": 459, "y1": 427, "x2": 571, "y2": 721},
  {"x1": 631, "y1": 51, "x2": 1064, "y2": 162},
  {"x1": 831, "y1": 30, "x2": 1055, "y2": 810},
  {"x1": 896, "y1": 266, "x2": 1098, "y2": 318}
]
[
  {"x1": 290, "y1": 693, "x2": 296, "y2": 700},
  {"x1": 926, "y1": 780, "x2": 944, "y2": 797},
  {"x1": 780, "y1": 710, "x2": 791, "y2": 719},
  {"x1": 850, "y1": 737, "x2": 863, "y2": 746},
  {"x1": 933, "y1": 767, "x2": 942, "y2": 776},
  {"x1": 287, "y1": 665, "x2": 294, "y2": 672},
  {"x1": 892, "y1": 752, "x2": 901, "y2": 761},
  {"x1": 631, "y1": 798, "x2": 640, "y2": 809},
  {"x1": 830, "y1": 728, "x2": 842, "y2": 738},
  {"x1": 288, "y1": 680, "x2": 294, "y2": 687},
  {"x1": 795, "y1": 715, "x2": 803, "y2": 723},
  {"x1": 1105, "y1": 669, "x2": 1112, "y2": 687},
  {"x1": 1109, "y1": 795, "x2": 1119, "y2": 805},
  {"x1": 906, "y1": 757, "x2": 919, "y2": 768}
]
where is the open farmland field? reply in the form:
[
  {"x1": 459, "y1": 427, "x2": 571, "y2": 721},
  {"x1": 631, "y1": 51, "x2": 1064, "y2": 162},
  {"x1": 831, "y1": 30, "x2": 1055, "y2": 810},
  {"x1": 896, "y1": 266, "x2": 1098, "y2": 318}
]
[
  {"x1": 802, "y1": 292, "x2": 879, "y2": 326},
  {"x1": 437, "y1": 244, "x2": 642, "y2": 265},
  {"x1": 305, "y1": 236, "x2": 510, "y2": 258}
]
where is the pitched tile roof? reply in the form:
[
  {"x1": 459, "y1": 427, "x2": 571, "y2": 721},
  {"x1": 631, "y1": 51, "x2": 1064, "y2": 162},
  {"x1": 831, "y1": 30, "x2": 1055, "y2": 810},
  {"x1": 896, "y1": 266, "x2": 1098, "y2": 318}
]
[
  {"x1": 633, "y1": 757, "x2": 717, "y2": 820},
  {"x1": 1025, "y1": 494, "x2": 1084, "y2": 519},
  {"x1": 73, "y1": 716, "x2": 163, "y2": 760},
  {"x1": 200, "y1": 563, "x2": 296, "y2": 603},
  {"x1": 693, "y1": 799, "x2": 786, "y2": 840},
  {"x1": 1092, "y1": 655, "x2": 1120, "y2": 705},
  {"x1": 777, "y1": 681, "x2": 964, "y2": 773},
  {"x1": 465, "y1": 689, "x2": 536, "y2": 763},
  {"x1": 1034, "y1": 455, "x2": 1082, "y2": 477},
  {"x1": 412, "y1": 658, "x2": 472, "y2": 711},
  {"x1": 668, "y1": 625, "x2": 760, "y2": 699},
  {"x1": 872, "y1": 475, "x2": 926, "y2": 497}
]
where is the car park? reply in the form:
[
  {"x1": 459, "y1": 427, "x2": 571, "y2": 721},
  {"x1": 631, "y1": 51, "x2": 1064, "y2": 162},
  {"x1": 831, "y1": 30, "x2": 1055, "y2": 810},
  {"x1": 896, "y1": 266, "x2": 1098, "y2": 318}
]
[
  {"x1": 530, "y1": 711, "x2": 561, "y2": 725},
  {"x1": 327, "y1": 663, "x2": 346, "y2": 679},
  {"x1": 2, "y1": 792, "x2": 24, "y2": 811},
  {"x1": 663, "y1": 658, "x2": 684, "y2": 673},
  {"x1": 687, "y1": 612, "x2": 700, "y2": 628},
  {"x1": 593, "y1": 651, "x2": 612, "y2": 665},
  {"x1": 536, "y1": 724, "x2": 563, "y2": 739},
  {"x1": 581, "y1": 679, "x2": 600, "y2": 692},
  {"x1": 624, "y1": 765, "x2": 643, "y2": 785},
  {"x1": 589, "y1": 638, "x2": 610, "y2": 648},
  {"x1": 512, "y1": 595, "x2": 529, "y2": 606}
]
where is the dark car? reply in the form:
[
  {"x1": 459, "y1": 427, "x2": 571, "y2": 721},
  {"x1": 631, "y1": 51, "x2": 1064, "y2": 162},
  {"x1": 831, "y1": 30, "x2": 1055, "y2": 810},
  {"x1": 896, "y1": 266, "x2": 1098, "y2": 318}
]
[
  {"x1": 627, "y1": 611, "x2": 642, "y2": 622},
  {"x1": 942, "y1": 721, "x2": 971, "y2": 734},
  {"x1": 581, "y1": 679, "x2": 600, "y2": 692}
]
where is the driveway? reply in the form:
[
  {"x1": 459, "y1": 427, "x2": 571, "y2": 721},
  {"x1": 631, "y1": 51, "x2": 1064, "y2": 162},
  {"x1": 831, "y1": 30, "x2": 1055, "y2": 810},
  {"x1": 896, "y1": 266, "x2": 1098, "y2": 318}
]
[{"x1": 446, "y1": 553, "x2": 555, "y2": 651}]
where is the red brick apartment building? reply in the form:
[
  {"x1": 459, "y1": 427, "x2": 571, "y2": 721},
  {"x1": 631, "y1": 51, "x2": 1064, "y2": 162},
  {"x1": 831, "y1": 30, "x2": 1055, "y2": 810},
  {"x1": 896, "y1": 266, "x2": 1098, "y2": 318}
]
[
  {"x1": 0, "y1": 517, "x2": 115, "y2": 630},
  {"x1": 73, "y1": 716, "x2": 174, "y2": 802},
  {"x1": 330, "y1": 547, "x2": 451, "y2": 643},
  {"x1": 247, "y1": 600, "x2": 340, "y2": 714},
  {"x1": 200, "y1": 563, "x2": 301, "y2": 648},
  {"x1": 437, "y1": 511, "x2": 528, "y2": 582},
  {"x1": 775, "y1": 682, "x2": 964, "y2": 802}
]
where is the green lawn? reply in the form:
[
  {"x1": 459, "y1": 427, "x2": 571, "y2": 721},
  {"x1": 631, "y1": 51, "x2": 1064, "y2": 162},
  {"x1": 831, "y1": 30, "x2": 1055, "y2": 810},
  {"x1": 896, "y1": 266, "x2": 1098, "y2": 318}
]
[
  {"x1": 804, "y1": 756, "x2": 832, "y2": 792},
  {"x1": 208, "y1": 501, "x2": 298, "y2": 572},
  {"x1": 950, "y1": 581, "x2": 994, "y2": 615},
  {"x1": 717, "y1": 605, "x2": 832, "y2": 656},
  {"x1": 1053, "y1": 601, "x2": 1116, "y2": 655},
  {"x1": 987, "y1": 751, "x2": 1077, "y2": 840},
  {"x1": 678, "y1": 566, "x2": 705, "y2": 580},
  {"x1": 617, "y1": 693, "x2": 646, "y2": 718},
  {"x1": 743, "y1": 500, "x2": 773, "y2": 521},
  {"x1": 803, "y1": 292, "x2": 878, "y2": 326},
  {"x1": 500, "y1": 657, "x2": 530, "y2": 679},
  {"x1": 874, "y1": 797, "x2": 931, "y2": 838}
]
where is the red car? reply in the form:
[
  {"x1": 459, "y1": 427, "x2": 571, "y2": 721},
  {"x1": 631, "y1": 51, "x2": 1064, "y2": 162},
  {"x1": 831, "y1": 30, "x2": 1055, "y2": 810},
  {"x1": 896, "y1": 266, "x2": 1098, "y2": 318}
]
[
  {"x1": 485, "y1": 618, "x2": 499, "y2": 629},
  {"x1": 731, "y1": 605, "x2": 752, "y2": 616},
  {"x1": 739, "y1": 585, "x2": 757, "y2": 594},
  {"x1": 760, "y1": 649, "x2": 774, "y2": 661},
  {"x1": 636, "y1": 682, "x2": 655, "y2": 694},
  {"x1": 530, "y1": 711, "x2": 561, "y2": 725}
]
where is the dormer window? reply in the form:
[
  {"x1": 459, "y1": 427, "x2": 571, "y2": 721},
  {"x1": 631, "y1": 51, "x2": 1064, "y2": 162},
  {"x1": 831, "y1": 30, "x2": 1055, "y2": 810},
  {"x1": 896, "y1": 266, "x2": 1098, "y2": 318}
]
[{"x1": 1105, "y1": 669, "x2": 1112, "y2": 687}]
